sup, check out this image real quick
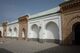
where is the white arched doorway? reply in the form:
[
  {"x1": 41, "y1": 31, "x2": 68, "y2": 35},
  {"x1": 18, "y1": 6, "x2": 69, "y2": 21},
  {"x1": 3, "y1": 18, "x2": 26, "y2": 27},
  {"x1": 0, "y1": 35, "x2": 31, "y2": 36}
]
[
  {"x1": 46, "y1": 21, "x2": 59, "y2": 43},
  {"x1": 31, "y1": 24, "x2": 39, "y2": 39}
]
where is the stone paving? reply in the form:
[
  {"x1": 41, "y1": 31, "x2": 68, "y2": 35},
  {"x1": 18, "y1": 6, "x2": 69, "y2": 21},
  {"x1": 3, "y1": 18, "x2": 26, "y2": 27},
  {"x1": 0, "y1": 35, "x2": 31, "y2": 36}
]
[
  {"x1": 0, "y1": 38, "x2": 58, "y2": 53},
  {"x1": 0, "y1": 38, "x2": 80, "y2": 53}
]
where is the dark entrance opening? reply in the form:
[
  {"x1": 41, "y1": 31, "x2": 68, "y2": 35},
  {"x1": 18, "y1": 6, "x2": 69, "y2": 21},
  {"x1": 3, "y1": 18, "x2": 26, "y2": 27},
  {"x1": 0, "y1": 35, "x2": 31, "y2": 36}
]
[
  {"x1": 72, "y1": 22, "x2": 80, "y2": 45},
  {"x1": 0, "y1": 31, "x2": 2, "y2": 38}
]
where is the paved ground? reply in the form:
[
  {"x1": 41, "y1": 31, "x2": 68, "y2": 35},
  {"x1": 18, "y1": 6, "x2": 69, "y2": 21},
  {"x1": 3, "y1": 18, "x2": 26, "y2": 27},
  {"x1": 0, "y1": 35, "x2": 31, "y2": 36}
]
[
  {"x1": 0, "y1": 38, "x2": 80, "y2": 53},
  {"x1": 0, "y1": 38, "x2": 58, "y2": 53}
]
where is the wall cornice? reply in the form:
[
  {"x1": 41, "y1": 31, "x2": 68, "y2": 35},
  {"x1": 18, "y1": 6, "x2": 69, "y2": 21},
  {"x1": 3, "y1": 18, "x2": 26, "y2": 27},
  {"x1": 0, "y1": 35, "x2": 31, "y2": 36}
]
[{"x1": 60, "y1": 0, "x2": 80, "y2": 13}]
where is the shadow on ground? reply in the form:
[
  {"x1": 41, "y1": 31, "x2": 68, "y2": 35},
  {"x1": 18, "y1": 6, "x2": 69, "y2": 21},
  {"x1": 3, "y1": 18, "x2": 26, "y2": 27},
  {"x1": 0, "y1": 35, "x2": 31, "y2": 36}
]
[
  {"x1": 0, "y1": 48, "x2": 13, "y2": 53},
  {"x1": 35, "y1": 46, "x2": 80, "y2": 53}
]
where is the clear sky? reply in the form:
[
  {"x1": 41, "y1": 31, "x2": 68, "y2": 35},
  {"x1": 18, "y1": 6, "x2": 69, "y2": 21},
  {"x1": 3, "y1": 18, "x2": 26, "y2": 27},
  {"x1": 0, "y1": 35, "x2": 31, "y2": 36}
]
[{"x1": 0, "y1": 0, "x2": 63, "y2": 22}]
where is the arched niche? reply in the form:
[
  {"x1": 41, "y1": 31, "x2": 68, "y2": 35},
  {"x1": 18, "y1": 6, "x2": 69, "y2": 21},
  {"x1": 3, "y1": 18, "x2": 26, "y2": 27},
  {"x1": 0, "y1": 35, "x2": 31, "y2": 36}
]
[
  {"x1": 31, "y1": 24, "x2": 39, "y2": 39},
  {"x1": 45, "y1": 21, "x2": 59, "y2": 43}
]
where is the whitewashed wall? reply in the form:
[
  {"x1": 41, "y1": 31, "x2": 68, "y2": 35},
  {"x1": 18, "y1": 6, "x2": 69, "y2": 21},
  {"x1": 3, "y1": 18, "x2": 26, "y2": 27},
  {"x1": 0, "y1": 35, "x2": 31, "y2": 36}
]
[
  {"x1": 7, "y1": 21, "x2": 19, "y2": 37},
  {"x1": 0, "y1": 6, "x2": 62, "y2": 41},
  {"x1": 28, "y1": 14, "x2": 62, "y2": 41}
]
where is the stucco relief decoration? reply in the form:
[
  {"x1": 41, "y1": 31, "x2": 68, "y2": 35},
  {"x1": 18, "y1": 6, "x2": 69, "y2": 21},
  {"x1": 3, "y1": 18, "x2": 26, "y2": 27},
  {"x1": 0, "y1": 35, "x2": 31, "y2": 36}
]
[{"x1": 67, "y1": 16, "x2": 80, "y2": 25}]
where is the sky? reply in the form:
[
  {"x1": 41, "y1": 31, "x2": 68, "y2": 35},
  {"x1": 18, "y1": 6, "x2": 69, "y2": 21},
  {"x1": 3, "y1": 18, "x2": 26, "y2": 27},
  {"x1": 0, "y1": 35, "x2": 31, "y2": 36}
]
[{"x1": 0, "y1": 0, "x2": 63, "y2": 22}]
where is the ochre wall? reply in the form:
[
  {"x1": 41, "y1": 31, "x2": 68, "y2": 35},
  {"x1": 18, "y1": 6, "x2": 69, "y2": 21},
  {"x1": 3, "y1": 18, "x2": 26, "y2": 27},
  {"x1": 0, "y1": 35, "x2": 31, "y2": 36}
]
[
  {"x1": 18, "y1": 15, "x2": 28, "y2": 40},
  {"x1": 2, "y1": 22, "x2": 7, "y2": 38},
  {"x1": 60, "y1": 0, "x2": 80, "y2": 45}
]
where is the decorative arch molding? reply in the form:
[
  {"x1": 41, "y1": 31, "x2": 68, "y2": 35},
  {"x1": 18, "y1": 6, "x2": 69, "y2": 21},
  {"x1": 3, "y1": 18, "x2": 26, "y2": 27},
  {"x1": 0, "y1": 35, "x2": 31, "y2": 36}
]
[
  {"x1": 62, "y1": 16, "x2": 80, "y2": 44},
  {"x1": 67, "y1": 16, "x2": 80, "y2": 32},
  {"x1": 67, "y1": 16, "x2": 80, "y2": 25},
  {"x1": 63, "y1": 16, "x2": 80, "y2": 37},
  {"x1": 60, "y1": 0, "x2": 80, "y2": 45}
]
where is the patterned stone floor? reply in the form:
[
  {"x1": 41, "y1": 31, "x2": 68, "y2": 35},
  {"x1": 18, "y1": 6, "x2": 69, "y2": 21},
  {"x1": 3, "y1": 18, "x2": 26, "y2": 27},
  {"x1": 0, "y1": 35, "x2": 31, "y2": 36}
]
[{"x1": 0, "y1": 38, "x2": 80, "y2": 53}]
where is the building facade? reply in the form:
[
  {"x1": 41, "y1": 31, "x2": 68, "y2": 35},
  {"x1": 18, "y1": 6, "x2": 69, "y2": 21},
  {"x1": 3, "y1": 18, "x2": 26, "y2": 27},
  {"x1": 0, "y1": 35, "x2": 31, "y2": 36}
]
[
  {"x1": 0, "y1": 7, "x2": 62, "y2": 44},
  {"x1": 60, "y1": 0, "x2": 80, "y2": 45},
  {"x1": 0, "y1": 0, "x2": 80, "y2": 45}
]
